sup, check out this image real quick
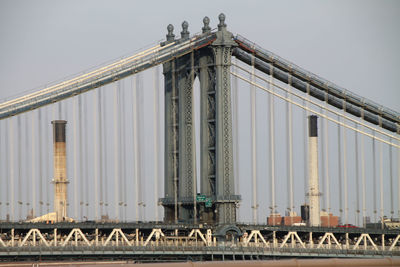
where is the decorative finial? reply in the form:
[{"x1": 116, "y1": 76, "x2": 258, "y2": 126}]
[
  {"x1": 166, "y1": 24, "x2": 175, "y2": 42},
  {"x1": 181, "y1": 21, "x2": 189, "y2": 39},
  {"x1": 218, "y1": 13, "x2": 226, "y2": 31},
  {"x1": 202, "y1": 16, "x2": 211, "y2": 33}
]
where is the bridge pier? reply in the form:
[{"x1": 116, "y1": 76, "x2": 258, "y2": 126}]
[{"x1": 161, "y1": 14, "x2": 240, "y2": 225}]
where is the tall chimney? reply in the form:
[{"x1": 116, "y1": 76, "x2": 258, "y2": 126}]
[
  {"x1": 308, "y1": 115, "x2": 321, "y2": 226},
  {"x1": 52, "y1": 120, "x2": 69, "y2": 222}
]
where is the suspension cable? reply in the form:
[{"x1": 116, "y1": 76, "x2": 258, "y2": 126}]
[
  {"x1": 372, "y1": 131, "x2": 377, "y2": 222},
  {"x1": 324, "y1": 93, "x2": 331, "y2": 225},
  {"x1": 232, "y1": 63, "x2": 400, "y2": 143},
  {"x1": 287, "y1": 72, "x2": 294, "y2": 221},
  {"x1": 17, "y1": 116, "x2": 22, "y2": 220},
  {"x1": 320, "y1": 107, "x2": 326, "y2": 213},
  {"x1": 132, "y1": 75, "x2": 140, "y2": 221},
  {"x1": 9, "y1": 118, "x2": 14, "y2": 221},
  {"x1": 389, "y1": 139, "x2": 394, "y2": 218},
  {"x1": 98, "y1": 88, "x2": 104, "y2": 219},
  {"x1": 31, "y1": 111, "x2": 36, "y2": 218},
  {"x1": 355, "y1": 123, "x2": 360, "y2": 226},
  {"x1": 232, "y1": 58, "x2": 240, "y2": 220},
  {"x1": 102, "y1": 87, "x2": 109, "y2": 216},
  {"x1": 379, "y1": 139, "x2": 384, "y2": 223},
  {"x1": 250, "y1": 51, "x2": 258, "y2": 223},
  {"x1": 361, "y1": 121, "x2": 367, "y2": 227},
  {"x1": 113, "y1": 83, "x2": 119, "y2": 220},
  {"x1": 93, "y1": 90, "x2": 99, "y2": 221},
  {"x1": 153, "y1": 65, "x2": 160, "y2": 222},
  {"x1": 83, "y1": 94, "x2": 89, "y2": 219},
  {"x1": 269, "y1": 62, "x2": 276, "y2": 217},
  {"x1": 73, "y1": 96, "x2": 78, "y2": 219},
  {"x1": 230, "y1": 71, "x2": 400, "y2": 148},
  {"x1": 303, "y1": 83, "x2": 309, "y2": 204},
  {"x1": 0, "y1": 43, "x2": 167, "y2": 109},
  {"x1": 343, "y1": 102, "x2": 349, "y2": 225}
]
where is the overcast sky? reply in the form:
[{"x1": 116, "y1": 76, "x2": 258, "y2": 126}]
[
  {"x1": 0, "y1": 0, "x2": 399, "y2": 110},
  {"x1": 0, "y1": 0, "x2": 399, "y2": 224}
]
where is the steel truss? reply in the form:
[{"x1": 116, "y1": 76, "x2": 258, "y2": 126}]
[{"x1": 0, "y1": 225, "x2": 399, "y2": 261}]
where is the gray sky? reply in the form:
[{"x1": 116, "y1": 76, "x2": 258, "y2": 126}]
[
  {"x1": 0, "y1": 0, "x2": 399, "y2": 110},
  {"x1": 0, "y1": 0, "x2": 399, "y2": 224}
]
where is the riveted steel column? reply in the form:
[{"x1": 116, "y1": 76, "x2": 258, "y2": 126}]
[
  {"x1": 199, "y1": 49, "x2": 216, "y2": 223},
  {"x1": 162, "y1": 22, "x2": 197, "y2": 223},
  {"x1": 211, "y1": 14, "x2": 238, "y2": 224},
  {"x1": 177, "y1": 54, "x2": 196, "y2": 221},
  {"x1": 162, "y1": 25, "x2": 177, "y2": 222}
]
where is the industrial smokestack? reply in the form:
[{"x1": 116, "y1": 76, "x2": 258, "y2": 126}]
[
  {"x1": 52, "y1": 120, "x2": 69, "y2": 222},
  {"x1": 308, "y1": 115, "x2": 321, "y2": 227}
]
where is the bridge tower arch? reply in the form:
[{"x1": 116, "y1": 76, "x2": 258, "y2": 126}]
[{"x1": 161, "y1": 14, "x2": 240, "y2": 225}]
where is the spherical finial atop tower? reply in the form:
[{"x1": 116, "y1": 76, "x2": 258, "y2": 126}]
[
  {"x1": 218, "y1": 13, "x2": 226, "y2": 31},
  {"x1": 166, "y1": 24, "x2": 175, "y2": 42},
  {"x1": 202, "y1": 16, "x2": 211, "y2": 33},
  {"x1": 181, "y1": 21, "x2": 189, "y2": 39}
]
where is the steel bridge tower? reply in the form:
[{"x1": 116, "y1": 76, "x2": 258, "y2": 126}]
[{"x1": 161, "y1": 14, "x2": 241, "y2": 225}]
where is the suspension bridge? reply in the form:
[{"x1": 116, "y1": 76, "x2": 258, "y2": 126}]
[{"x1": 0, "y1": 14, "x2": 399, "y2": 262}]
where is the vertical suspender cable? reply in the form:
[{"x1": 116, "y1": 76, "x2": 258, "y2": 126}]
[
  {"x1": 25, "y1": 115, "x2": 30, "y2": 217},
  {"x1": 303, "y1": 83, "x2": 310, "y2": 203},
  {"x1": 98, "y1": 88, "x2": 104, "y2": 218},
  {"x1": 83, "y1": 94, "x2": 89, "y2": 218},
  {"x1": 102, "y1": 88, "x2": 108, "y2": 216},
  {"x1": 46, "y1": 107, "x2": 51, "y2": 214},
  {"x1": 113, "y1": 83, "x2": 120, "y2": 220},
  {"x1": 360, "y1": 109, "x2": 367, "y2": 226},
  {"x1": 153, "y1": 65, "x2": 160, "y2": 222},
  {"x1": 342, "y1": 103, "x2": 349, "y2": 225},
  {"x1": 137, "y1": 76, "x2": 144, "y2": 220},
  {"x1": 38, "y1": 109, "x2": 43, "y2": 216},
  {"x1": 120, "y1": 81, "x2": 127, "y2": 221},
  {"x1": 361, "y1": 126, "x2": 367, "y2": 226},
  {"x1": 31, "y1": 111, "x2": 36, "y2": 218},
  {"x1": 355, "y1": 124, "x2": 360, "y2": 226},
  {"x1": 372, "y1": 131, "x2": 377, "y2": 222},
  {"x1": 389, "y1": 139, "x2": 394, "y2": 217},
  {"x1": 132, "y1": 76, "x2": 140, "y2": 221},
  {"x1": 287, "y1": 73, "x2": 294, "y2": 220},
  {"x1": 73, "y1": 97, "x2": 78, "y2": 219},
  {"x1": 398, "y1": 140, "x2": 400, "y2": 220},
  {"x1": 9, "y1": 119, "x2": 14, "y2": 221},
  {"x1": 324, "y1": 93, "x2": 330, "y2": 225},
  {"x1": 250, "y1": 52, "x2": 257, "y2": 223},
  {"x1": 17, "y1": 116, "x2": 22, "y2": 220},
  {"x1": 269, "y1": 62, "x2": 276, "y2": 216},
  {"x1": 93, "y1": 90, "x2": 99, "y2": 221},
  {"x1": 337, "y1": 115, "x2": 343, "y2": 221},
  {"x1": 78, "y1": 96, "x2": 84, "y2": 220},
  {"x1": 232, "y1": 58, "x2": 240, "y2": 220},
  {"x1": 117, "y1": 81, "x2": 123, "y2": 219},
  {"x1": 379, "y1": 140, "x2": 384, "y2": 224},
  {"x1": 4, "y1": 124, "x2": 8, "y2": 220},
  {"x1": 0, "y1": 123, "x2": 2, "y2": 219},
  {"x1": 320, "y1": 107, "x2": 326, "y2": 214}
]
